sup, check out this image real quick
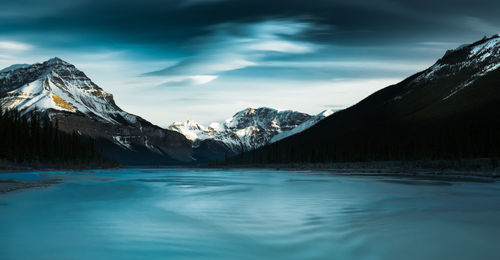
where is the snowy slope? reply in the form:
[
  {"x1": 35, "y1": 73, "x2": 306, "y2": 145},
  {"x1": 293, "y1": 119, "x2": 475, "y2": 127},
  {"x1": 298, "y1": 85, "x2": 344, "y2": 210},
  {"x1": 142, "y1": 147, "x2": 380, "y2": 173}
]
[
  {"x1": 0, "y1": 58, "x2": 193, "y2": 164},
  {"x1": 401, "y1": 34, "x2": 500, "y2": 101},
  {"x1": 168, "y1": 120, "x2": 216, "y2": 143},
  {"x1": 168, "y1": 107, "x2": 330, "y2": 155},
  {"x1": 0, "y1": 57, "x2": 137, "y2": 125},
  {"x1": 270, "y1": 109, "x2": 333, "y2": 143}
]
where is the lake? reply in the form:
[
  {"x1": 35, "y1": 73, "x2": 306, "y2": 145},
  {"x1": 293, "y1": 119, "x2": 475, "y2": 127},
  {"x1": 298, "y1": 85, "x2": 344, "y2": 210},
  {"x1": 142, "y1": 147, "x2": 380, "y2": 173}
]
[{"x1": 1, "y1": 169, "x2": 500, "y2": 259}]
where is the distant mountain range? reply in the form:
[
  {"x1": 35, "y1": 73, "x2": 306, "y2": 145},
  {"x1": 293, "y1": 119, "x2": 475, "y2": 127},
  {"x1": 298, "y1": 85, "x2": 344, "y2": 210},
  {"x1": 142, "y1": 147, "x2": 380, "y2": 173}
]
[
  {"x1": 3, "y1": 35, "x2": 498, "y2": 166},
  {"x1": 235, "y1": 35, "x2": 500, "y2": 164},
  {"x1": 168, "y1": 107, "x2": 333, "y2": 162},
  {"x1": 0, "y1": 58, "x2": 331, "y2": 165}
]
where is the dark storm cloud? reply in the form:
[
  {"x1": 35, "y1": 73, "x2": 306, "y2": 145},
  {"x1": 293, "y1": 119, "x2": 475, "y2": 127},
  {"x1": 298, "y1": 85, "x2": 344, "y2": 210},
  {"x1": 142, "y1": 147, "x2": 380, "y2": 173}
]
[
  {"x1": 1, "y1": 0, "x2": 500, "y2": 51},
  {"x1": 1, "y1": 0, "x2": 499, "y2": 125}
]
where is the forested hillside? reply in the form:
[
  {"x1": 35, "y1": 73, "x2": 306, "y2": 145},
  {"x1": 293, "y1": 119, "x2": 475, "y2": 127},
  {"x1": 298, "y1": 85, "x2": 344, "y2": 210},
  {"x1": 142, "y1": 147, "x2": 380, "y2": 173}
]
[
  {"x1": 0, "y1": 105, "x2": 115, "y2": 168},
  {"x1": 231, "y1": 36, "x2": 500, "y2": 165}
]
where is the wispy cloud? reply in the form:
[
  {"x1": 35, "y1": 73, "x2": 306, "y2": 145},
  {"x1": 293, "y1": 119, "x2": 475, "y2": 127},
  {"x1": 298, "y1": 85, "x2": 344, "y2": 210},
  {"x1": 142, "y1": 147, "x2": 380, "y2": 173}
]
[
  {"x1": 259, "y1": 60, "x2": 430, "y2": 71},
  {"x1": 145, "y1": 19, "x2": 319, "y2": 86},
  {"x1": 459, "y1": 16, "x2": 500, "y2": 34},
  {"x1": 0, "y1": 41, "x2": 33, "y2": 51},
  {"x1": 159, "y1": 75, "x2": 219, "y2": 87}
]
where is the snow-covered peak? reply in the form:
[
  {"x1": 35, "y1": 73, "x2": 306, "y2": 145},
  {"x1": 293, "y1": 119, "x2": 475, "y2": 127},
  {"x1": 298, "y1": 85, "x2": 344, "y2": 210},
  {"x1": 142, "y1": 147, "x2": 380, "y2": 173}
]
[
  {"x1": 445, "y1": 35, "x2": 500, "y2": 62},
  {"x1": 0, "y1": 58, "x2": 194, "y2": 162},
  {"x1": 208, "y1": 122, "x2": 224, "y2": 131},
  {"x1": 45, "y1": 57, "x2": 70, "y2": 66},
  {"x1": 176, "y1": 119, "x2": 206, "y2": 131},
  {"x1": 402, "y1": 34, "x2": 500, "y2": 100},
  {"x1": 168, "y1": 107, "x2": 321, "y2": 154},
  {"x1": 168, "y1": 120, "x2": 211, "y2": 142},
  {"x1": 0, "y1": 58, "x2": 137, "y2": 125},
  {"x1": 225, "y1": 107, "x2": 310, "y2": 131}
]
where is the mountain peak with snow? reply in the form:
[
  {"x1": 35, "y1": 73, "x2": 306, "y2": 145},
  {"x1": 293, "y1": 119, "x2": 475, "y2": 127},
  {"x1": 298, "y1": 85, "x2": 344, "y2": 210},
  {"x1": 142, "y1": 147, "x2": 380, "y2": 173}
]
[
  {"x1": 242, "y1": 35, "x2": 500, "y2": 164},
  {"x1": 394, "y1": 34, "x2": 500, "y2": 102},
  {"x1": 167, "y1": 106, "x2": 333, "y2": 161},
  {"x1": 45, "y1": 57, "x2": 70, "y2": 66},
  {"x1": 0, "y1": 58, "x2": 193, "y2": 164},
  {"x1": 0, "y1": 57, "x2": 135, "y2": 125}
]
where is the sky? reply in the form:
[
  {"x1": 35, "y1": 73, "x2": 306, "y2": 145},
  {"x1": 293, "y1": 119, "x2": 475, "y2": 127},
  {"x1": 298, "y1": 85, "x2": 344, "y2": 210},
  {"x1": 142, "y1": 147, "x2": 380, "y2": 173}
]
[{"x1": 1, "y1": 0, "x2": 499, "y2": 126}]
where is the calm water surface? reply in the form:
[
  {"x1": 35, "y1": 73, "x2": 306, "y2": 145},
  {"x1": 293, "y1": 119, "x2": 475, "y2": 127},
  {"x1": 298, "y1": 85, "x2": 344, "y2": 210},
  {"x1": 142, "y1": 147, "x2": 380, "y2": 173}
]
[{"x1": 1, "y1": 169, "x2": 500, "y2": 260}]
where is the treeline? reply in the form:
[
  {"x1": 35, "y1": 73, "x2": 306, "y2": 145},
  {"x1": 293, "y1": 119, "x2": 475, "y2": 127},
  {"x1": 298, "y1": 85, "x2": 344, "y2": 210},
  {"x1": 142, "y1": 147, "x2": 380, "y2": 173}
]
[
  {"x1": 0, "y1": 105, "x2": 116, "y2": 168},
  {"x1": 229, "y1": 93, "x2": 500, "y2": 165},
  {"x1": 231, "y1": 119, "x2": 500, "y2": 165},
  {"x1": 227, "y1": 60, "x2": 500, "y2": 166}
]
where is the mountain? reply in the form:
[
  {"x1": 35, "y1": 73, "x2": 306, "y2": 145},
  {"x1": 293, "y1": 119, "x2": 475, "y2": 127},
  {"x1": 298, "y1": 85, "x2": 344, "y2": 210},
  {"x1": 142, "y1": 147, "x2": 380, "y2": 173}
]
[
  {"x1": 235, "y1": 35, "x2": 500, "y2": 164},
  {"x1": 0, "y1": 57, "x2": 192, "y2": 165},
  {"x1": 168, "y1": 107, "x2": 332, "y2": 162},
  {"x1": 0, "y1": 64, "x2": 30, "y2": 73},
  {"x1": 270, "y1": 109, "x2": 334, "y2": 143}
]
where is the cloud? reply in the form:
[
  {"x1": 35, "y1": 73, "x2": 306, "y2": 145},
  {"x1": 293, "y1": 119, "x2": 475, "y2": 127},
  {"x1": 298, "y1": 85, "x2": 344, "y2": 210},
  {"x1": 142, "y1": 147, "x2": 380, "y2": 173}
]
[
  {"x1": 459, "y1": 16, "x2": 500, "y2": 34},
  {"x1": 148, "y1": 54, "x2": 256, "y2": 76},
  {"x1": 145, "y1": 19, "x2": 319, "y2": 85},
  {"x1": 246, "y1": 40, "x2": 313, "y2": 53},
  {"x1": 259, "y1": 60, "x2": 429, "y2": 71},
  {"x1": 0, "y1": 41, "x2": 33, "y2": 51},
  {"x1": 3, "y1": 0, "x2": 500, "y2": 125},
  {"x1": 158, "y1": 75, "x2": 219, "y2": 87}
]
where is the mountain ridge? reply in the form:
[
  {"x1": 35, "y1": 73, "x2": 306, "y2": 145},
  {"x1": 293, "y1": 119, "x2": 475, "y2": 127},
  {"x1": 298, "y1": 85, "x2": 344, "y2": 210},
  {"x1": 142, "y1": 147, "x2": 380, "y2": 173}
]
[
  {"x1": 168, "y1": 107, "x2": 333, "y2": 162},
  {"x1": 233, "y1": 34, "x2": 500, "y2": 164},
  {"x1": 0, "y1": 57, "x2": 193, "y2": 165}
]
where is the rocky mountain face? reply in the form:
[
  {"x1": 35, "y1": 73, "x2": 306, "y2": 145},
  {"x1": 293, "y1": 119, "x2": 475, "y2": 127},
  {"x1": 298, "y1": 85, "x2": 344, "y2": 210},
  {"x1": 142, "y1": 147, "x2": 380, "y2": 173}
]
[
  {"x1": 235, "y1": 35, "x2": 500, "y2": 164},
  {"x1": 168, "y1": 107, "x2": 333, "y2": 162},
  {"x1": 0, "y1": 58, "x2": 192, "y2": 165}
]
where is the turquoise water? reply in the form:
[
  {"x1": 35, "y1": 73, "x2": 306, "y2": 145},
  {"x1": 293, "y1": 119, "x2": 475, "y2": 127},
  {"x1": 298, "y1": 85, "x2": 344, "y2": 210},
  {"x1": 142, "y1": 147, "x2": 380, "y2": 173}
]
[{"x1": 1, "y1": 169, "x2": 500, "y2": 260}]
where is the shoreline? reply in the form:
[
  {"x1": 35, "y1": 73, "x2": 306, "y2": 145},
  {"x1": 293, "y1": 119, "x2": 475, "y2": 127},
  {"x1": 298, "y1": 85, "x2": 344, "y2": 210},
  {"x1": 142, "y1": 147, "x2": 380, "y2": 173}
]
[
  {"x1": 199, "y1": 166, "x2": 498, "y2": 183},
  {"x1": 1, "y1": 160, "x2": 498, "y2": 194},
  {"x1": 0, "y1": 178, "x2": 62, "y2": 194}
]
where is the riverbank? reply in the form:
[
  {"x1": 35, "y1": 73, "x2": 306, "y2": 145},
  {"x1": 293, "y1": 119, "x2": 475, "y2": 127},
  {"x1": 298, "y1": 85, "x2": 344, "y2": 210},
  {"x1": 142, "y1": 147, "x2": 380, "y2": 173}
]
[
  {"x1": 0, "y1": 178, "x2": 61, "y2": 194},
  {"x1": 0, "y1": 161, "x2": 115, "y2": 194},
  {"x1": 210, "y1": 158, "x2": 500, "y2": 179},
  {"x1": 0, "y1": 160, "x2": 119, "y2": 173},
  {"x1": 2, "y1": 158, "x2": 499, "y2": 194}
]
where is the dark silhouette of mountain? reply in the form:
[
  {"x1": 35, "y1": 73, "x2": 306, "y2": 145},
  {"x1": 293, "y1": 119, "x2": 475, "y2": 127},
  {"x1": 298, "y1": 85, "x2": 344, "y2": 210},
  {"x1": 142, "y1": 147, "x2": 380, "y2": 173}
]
[{"x1": 233, "y1": 35, "x2": 500, "y2": 164}]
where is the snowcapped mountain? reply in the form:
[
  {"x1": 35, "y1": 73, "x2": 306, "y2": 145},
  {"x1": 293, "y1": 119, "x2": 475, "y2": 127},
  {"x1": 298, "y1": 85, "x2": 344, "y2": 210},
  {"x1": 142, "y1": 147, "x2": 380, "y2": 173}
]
[
  {"x1": 168, "y1": 107, "x2": 333, "y2": 161},
  {"x1": 168, "y1": 119, "x2": 216, "y2": 142},
  {"x1": 270, "y1": 109, "x2": 333, "y2": 143},
  {"x1": 0, "y1": 58, "x2": 135, "y2": 124},
  {"x1": 235, "y1": 34, "x2": 500, "y2": 164},
  {"x1": 399, "y1": 34, "x2": 500, "y2": 100},
  {"x1": 0, "y1": 58, "x2": 192, "y2": 165}
]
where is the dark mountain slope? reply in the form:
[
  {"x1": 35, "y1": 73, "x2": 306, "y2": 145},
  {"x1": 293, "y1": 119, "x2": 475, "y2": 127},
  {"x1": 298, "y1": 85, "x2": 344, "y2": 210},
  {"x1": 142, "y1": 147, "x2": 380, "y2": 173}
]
[{"x1": 235, "y1": 35, "x2": 500, "y2": 164}]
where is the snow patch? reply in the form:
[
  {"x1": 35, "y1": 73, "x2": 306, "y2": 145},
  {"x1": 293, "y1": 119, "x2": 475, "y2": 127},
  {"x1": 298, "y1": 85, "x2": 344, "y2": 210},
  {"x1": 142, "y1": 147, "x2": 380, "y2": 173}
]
[
  {"x1": 113, "y1": 136, "x2": 132, "y2": 150},
  {"x1": 270, "y1": 109, "x2": 332, "y2": 143}
]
